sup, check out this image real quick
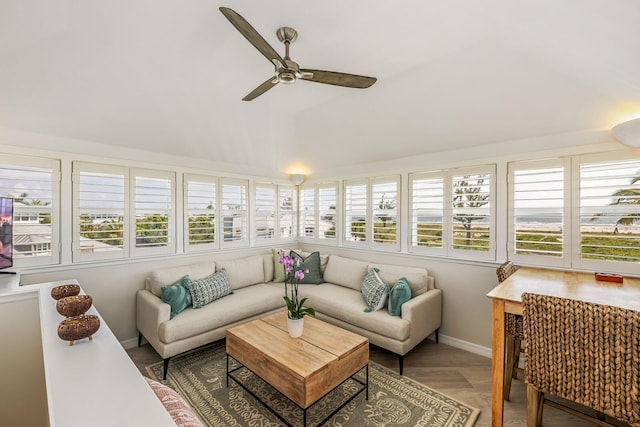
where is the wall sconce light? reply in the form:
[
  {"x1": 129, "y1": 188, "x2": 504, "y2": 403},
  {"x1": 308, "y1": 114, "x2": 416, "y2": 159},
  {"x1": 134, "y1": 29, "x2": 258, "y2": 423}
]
[
  {"x1": 289, "y1": 174, "x2": 306, "y2": 186},
  {"x1": 613, "y1": 118, "x2": 640, "y2": 147}
]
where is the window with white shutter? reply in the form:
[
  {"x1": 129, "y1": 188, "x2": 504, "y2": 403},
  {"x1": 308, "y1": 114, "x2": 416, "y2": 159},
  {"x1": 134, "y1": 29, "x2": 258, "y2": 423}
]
[
  {"x1": 450, "y1": 166, "x2": 494, "y2": 259},
  {"x1": 0, "y1": 155, "x2": 59, "y2": 266},
  {"x1": 576, "y1": 155, "x2": 640, "y2": 273},
  {"x1": 184, "y1": 175, "x2": 216, "y2": 251},
  {"x1": 255, "y1": 183, "x2": 276, "y2": 242},
  {"x1": 372, "y1": 177, "x2": 399, "y2": 247},
  {"x1": 509, "y1": 159, "x2": 567, "y2": 266},
  {"x1": 318, "y1": 185, "x2": 337, "y2": 240},
  {"x1": 299, "y1": 187, "x2": 315, "y2": 238},
  {"x1": 410, "y1": 172, "x2": 444, "y2": 252},
  {"x1": 279, "y1": 185, "x2": 296, "y2": 239},
  {"x1": 132, "y1": 170, "x2": 174, "y2": 256},
  {"x1": 73, "y1": 163, "x2": 128, "y2": 262},
  {"x1": 344, "y1": 180, "x2": 368, "y2": 243},
  {"x1": 221, "y1": 179, "x2": 248, "y2": 247}
]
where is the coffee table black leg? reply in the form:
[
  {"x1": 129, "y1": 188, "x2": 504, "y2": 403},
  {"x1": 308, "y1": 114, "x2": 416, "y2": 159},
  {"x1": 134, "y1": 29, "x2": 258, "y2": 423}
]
[
  {"x1": 303, "y1": 408, "x2": 307, "y2": 427},
  {"x1": 366, "y1": 364, "x2": 369, "y2": 400},
  {"x1": 226, "y1": 354, "x2": 229, "y2": 387}
]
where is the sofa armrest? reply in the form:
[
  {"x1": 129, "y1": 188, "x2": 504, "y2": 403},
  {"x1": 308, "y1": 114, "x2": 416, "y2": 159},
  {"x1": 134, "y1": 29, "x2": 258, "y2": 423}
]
[
  {"x1": 401, "y1": 288, "x2": 442, "y2": 348},
  {"x1": 136, "y1": 289, "x2": 170, "y2": 349}
]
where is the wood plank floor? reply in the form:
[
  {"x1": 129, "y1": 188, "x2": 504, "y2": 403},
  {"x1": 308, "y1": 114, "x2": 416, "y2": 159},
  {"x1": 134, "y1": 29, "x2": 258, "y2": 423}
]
[{"x1": 127, "y1": 338, "x2": 614, "y2": 426}]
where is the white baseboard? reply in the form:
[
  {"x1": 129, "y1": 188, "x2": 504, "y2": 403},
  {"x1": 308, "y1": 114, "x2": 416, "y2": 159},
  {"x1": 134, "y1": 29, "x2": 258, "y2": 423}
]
[
  {"x1": 121, "y1": 337, "x2": 139, "y2": 349},
  {"x1": 120, "y1": 333, "x2": 493, "y2": 358},
  {"x1": 438, "y1": 334, "x2": 492, "y2": 359}
]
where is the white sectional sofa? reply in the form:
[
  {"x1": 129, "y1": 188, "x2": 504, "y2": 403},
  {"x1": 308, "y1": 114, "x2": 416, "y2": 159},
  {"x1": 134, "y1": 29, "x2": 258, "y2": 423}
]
[{"x1": 136, "y1": 252, "x2": 442, "y2": 379}]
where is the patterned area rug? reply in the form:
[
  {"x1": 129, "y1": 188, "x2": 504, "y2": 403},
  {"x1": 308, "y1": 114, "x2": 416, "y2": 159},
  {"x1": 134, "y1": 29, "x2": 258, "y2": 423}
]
[{"x1": 146, "y1": 341, "x2": 480, "y2": 427}]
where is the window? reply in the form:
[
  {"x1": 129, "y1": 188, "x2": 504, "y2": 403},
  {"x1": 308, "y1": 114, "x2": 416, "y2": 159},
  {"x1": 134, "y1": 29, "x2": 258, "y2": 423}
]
[
  {"x1": 278, "y1": 185, "x2": 296, "y2": 239},
  {"x1": 184, "y1": 175, "x2": 216, "y2": 251},
  {"x1": 0, "y1": 155, "x2": 59, "y2": 266},
  {"x1": 576, "y1": 155, "x2": 640, "y2": 273},
  {"x1": 220, "y1": 179, "x2": 248, "y2": 247},
  {"x1": 318, "y1": 185, "x2": 337, "y2": 240},
  {"x1": 299, "y1": 187, "x2": 315, "y2": 238},
  {"x1": 73, "y1": 163, "x2": 175, "y2": 261},
  {"x1": 509, "y1": 159, "x2": 568, "y2": 267},
  {"x1": 410, "y1": 172, "x2": 444, "y2": 250},
  {"x1": 344, "y1": 176, "x2": 399, "y2": 250},
  {"x1": 410, "y1": 165, "x2": 495, "y2": 260},
  {"x1": 254, "y1": 183, "x2": 276, "y2": 242},
  {"x1": 450, "y1": 167, "x2": 494, "y2": 258},
  {"x1": 344, "y1": 180, "x2": 367, "y2": 243}
]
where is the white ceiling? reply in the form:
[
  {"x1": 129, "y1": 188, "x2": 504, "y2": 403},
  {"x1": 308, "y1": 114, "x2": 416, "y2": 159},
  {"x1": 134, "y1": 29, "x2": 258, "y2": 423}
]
[{"x1": 1, "y1": 0, "x2": 639, "y2": 175}]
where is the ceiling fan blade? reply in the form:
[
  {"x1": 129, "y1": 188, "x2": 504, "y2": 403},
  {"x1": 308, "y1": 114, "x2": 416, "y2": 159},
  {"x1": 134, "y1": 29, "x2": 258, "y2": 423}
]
[
  {"x1": 300, "y1": 69, "x2": 377, "y2": 89},
  {"x1": 219, "y1": 7, "x2": 285, "y2": 67},
  {"x1": 242, "y1": 77, "x2": 279, "y2": 101}
]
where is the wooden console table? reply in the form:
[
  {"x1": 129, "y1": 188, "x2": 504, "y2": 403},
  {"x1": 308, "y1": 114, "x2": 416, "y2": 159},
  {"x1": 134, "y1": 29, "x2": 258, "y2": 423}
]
[{"x1": 486, "y1": 267, "x2": 640, "y2": 427}]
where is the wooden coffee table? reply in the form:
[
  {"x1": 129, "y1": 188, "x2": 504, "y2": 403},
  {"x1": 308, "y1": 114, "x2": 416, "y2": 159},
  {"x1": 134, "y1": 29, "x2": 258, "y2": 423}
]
[{"x1": 226, "y1": 311, "x2": 369, "y2": 427}]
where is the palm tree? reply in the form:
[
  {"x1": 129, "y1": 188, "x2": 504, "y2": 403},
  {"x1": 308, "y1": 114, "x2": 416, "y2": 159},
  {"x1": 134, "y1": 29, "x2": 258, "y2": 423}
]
[{"x1": 608, "y1": 175, "x2": 640, "y2": 233}]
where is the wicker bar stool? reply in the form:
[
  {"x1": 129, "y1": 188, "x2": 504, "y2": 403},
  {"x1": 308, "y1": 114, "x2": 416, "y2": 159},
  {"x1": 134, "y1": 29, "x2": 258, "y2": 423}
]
[
  {"x1": 496, "y1": 261, "x2": 523, "y2": 401},
  {"x1": 522, "y1": 293, "x2": 640, "y2": 427}
]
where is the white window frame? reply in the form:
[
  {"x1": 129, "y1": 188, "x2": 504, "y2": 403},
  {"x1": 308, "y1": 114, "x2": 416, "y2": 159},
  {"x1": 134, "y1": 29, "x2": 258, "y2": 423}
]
[
  {"x1": 278, "y1": 184, "x2": 296, "y2": 241},
  {"x1": 1, "y1": 154, "x2": 60, "y2": 267},
  {"x1": 571, "y1": 152, "x2": 640, "y2": 275},
  {"x1": 508, "y1": 158, "x2": 570, "y2": 268},
  {"x1": 343, "y1": 176, "x2": 400, "y2": 252},
  {"x1": 220, "y1": 178, "x2": 249, "y2": 249},
  {"x1": 183, "y1": 174, "x2": 217, "y2": 253},
  {"x1": 298, "y1": 182, "x2": 339, "y2": 244},
  {"x1": 298, "y1": 186, "x2": 316, "y2": 239},
  {"x1": 408, "y1": 171, "x2": 445, "y2": 255},
  {"x1": 253, "y1": 182, "x2": 277, "y2": 244}
]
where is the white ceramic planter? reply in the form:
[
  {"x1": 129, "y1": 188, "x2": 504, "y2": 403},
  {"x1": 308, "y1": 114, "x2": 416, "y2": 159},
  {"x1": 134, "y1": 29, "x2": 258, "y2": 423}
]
[{"x1": 287, "y1": 317, "x2": 304, "y2": 338}]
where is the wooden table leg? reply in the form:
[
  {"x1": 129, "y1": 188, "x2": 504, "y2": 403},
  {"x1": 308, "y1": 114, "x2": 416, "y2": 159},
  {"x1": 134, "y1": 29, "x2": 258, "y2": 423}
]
[{"x1": 491, "y1": 299, "x2": 506, "y2": 427}]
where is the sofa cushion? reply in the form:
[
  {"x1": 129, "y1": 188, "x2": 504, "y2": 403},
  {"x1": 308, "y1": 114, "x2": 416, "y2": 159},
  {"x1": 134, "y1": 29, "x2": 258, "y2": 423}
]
[
  {"x1": 301, "y1": 284, "x2": 410, "y2": 341},
  {"x1": 290, "y1": 251, "x2": 324, "y2": 284},
  {"x1": 216, "y1": 255, "x2": 265, "y2": 290},
  {"x1": 271, "y1": 248, "x2": 301, "y2": 282},
  {"x1": 298, "y1": 250, "x2": 329, "y2": 274},
  {"x1": 159, "y1": 284, "x2": 285, "y2": 343},
  {"x1": 360, "y1": 268, "x2": 388, "y2": 312},
  {"x1": 323, "y1": 255, "x2": 369, "y2": 291},
  {"x1": 144, "y1": 377, "x2": 204, "y2": 427},
  {"x1": 388, "y1": 277, "x2": 412, "y2": 316},
  {"x1": 368, "y1": 263, "x2": 430, "y2": 296},
  {"x1": 148, "y1": 260, "x2": 216, "y2": 297},
  {"x1": 160, "y1": 275, "x2": 192, "y2": 318},
  {"x1": 187, "y1": 269, "x2": 232, "y2": 309},
  {"x1": 262, "y1": 254, "x2": 274, "y2": 283}
]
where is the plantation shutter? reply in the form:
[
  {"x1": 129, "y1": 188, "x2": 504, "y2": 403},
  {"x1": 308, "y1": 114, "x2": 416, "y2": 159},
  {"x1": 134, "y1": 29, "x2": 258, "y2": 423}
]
[
  {"x1": 1, "y1": 155, "x2": 59, "y2": 266},
  {"x1": 278, "y1": 185, "x2": 295, "y2": 239},
  {"x1": 318, "y1": 184, "x2": 337, "y2": 240},
  {"x1": 344, "y1": 180, "x2": 368, "y2": 243},
  {"x1": 132, "y1": 169, "x2": 175, "y2": 256},
  {"x1": 410, "y1": 172, "x2": 444, "y2": 253},
  {"x1": 509, "y1": 159, "x2": 567, "y2": 267},
  {"x1": 299, "y1": 187, "x2": 315, "y2": 237},
  {"x1": 255, "y1": 183, "x2": 276, "y2": 242},
  {"x1": 184, "y1": 175, "x2": 216, "y2": 251},
  {"x1": 73, "y1": 162, "x2": 128, "y2": 262},
  {"x1": 220, "y1": 179, "x2": 248, "y2": 247},
  {"x1": 576, "y1": 156, "x2": 640, "y2": 272},
  {"x1": 450, "y1": 165, "x2": 495, "y2": 260},
  {"x1": 371, "y1": 176, "x2": 399, "y2": 248}
]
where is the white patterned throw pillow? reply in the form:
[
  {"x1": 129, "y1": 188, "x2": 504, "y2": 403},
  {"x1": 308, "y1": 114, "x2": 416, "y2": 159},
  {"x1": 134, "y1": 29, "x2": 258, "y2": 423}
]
[
  {"x1": 360, "y1": 267, "x2": 389, "y2": 312},
  {"x1": 187, "y1": 269, "x2": 232, "y2": 308}
]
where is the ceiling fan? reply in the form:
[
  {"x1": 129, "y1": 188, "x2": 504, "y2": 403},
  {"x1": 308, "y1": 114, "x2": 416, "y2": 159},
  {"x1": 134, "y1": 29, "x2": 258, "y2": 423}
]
[{"x1": 219, "y1": 7, "x2": 377, "y2": 101}]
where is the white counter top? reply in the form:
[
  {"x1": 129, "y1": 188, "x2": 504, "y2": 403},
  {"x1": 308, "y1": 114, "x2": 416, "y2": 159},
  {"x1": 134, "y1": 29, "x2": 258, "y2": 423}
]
[{"x1": 38, "y1": 280, "x2": 175, "y2": 427}]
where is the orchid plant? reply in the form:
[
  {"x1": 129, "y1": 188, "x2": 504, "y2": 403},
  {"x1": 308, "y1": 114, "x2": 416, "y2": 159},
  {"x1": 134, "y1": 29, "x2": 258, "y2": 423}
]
[{"x1": 279, "y1": 250, "x2": 316, "y2": 320}]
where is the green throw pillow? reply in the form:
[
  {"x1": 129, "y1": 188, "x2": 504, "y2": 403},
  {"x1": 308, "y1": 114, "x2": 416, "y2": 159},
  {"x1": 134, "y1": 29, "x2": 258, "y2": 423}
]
[
  {"x1": 272, "y1": 248, "x2": 299, "y2": 283},
  {"x1": 290, "y1": 251, "x2": 324, "y2": 284},
  {"x1": 160, "y1": 275, "x2": 192, "y2": 318},
  {"x1": 187, "y1": 269, "x2": 232, "y2": 309},
  {"x1": 388, "y1": 277, "x2": 412, "y2": 316},
  {"x1": 360, "y1": 267, "x2": 389, "y2": 312}
]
